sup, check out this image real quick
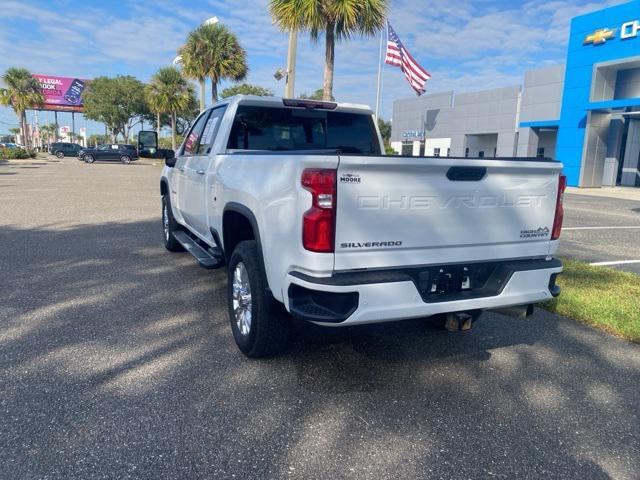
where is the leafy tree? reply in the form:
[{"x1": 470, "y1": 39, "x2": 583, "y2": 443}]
[
  {"x1": 87, "y1": 133, "x2": 110, "y2": 147},
  {"x1": 159, "y1": 135, "x2": 184, "y2": 150},
  {"x1": 145, "y1": 67, "x2": 197, "y2": 150},
  {"x1": 82, "y1": 76, "x2": 149, "y2": 142},
  {"x1": 270, "y1": 0, "x2": 387, "y2": 101},
  {"x1": 299, "y1": 89, "x2": 329, "y2": 100},
  {"x1": 147, "y1": 99, "x2": 198, "y2": 139},
  {"x1": 0, "y1": 67, "x2": 45, "y2": 150},
  {"x1": 377, "y1": 117, "x2": 391, "y2": 144},
  {"x1": 8, "y1": 127, "x2": 20, "y2": 142},
  {"x1": 221, "y1": 83, "x2": 273, "y2": 98},
  {"x1": 179, "y1": 23, "x2": 248, "y2": 104}
]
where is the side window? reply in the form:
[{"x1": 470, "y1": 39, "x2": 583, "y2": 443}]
[
  {"x1": 182, "y1": 111, "x2": 211, "y2": 156},
  {"x1": 197, "y1": 106, "x2": 227, "y2": 154}
]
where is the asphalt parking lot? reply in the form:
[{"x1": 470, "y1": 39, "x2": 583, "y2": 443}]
[
  {"x1": 1, "y1": 157, "x2": 639, "y2": 479},
  {"x1": 560, "y1": 191, "x2": 640, "y2": 275}
]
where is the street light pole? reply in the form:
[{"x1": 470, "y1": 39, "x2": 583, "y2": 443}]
[{"x1": 284, "y1": 30, "x2": 297, "y2": 98}]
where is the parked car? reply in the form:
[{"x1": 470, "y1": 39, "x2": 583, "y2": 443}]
[
  {"x1": 0, "y1": 142, "x2": 19, "y2": 149},
  {"x1": 48, "y1": 142, "x2": 83, "y2": 158},
  {"x1": 80, "y1": 144, "x2": 139, "y2": 164},
  {"x1": 157, "y1": 95, "x2": 565, "y2": 357}
]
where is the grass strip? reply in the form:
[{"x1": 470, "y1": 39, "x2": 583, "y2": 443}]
[{"x1": 542, "y1": 259, "x2": 640, "y2": 343}]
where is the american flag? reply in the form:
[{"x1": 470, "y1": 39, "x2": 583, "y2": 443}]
[{"x1": 385, "y1": 23, "x2": 431, "y2": 95}]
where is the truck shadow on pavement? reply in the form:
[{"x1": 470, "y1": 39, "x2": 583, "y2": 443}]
[{"x1": 0, "y1": 219, "x2": 638, "y2": 479}]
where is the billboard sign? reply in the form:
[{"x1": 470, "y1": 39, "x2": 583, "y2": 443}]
[{"x1": 32, "y1": 75, "x2": 89, "y2": 112}]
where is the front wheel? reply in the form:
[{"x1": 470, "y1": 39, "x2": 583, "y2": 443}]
[
  {"x1": 227, "y1": 240, "x2": 290, "y2": 358},
  {"x1": 162, "y1": 194, "x2": 183, "y2": 252},
  {"x1": 84, "y1": 154, "x2": 95, "y2": 163},
  {"x1": 55, "y1": 151, "x2": 64, "y2": 159}
]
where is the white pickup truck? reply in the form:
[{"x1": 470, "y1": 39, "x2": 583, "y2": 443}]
[{"x1": 154, "y1": 96, "x2": 565, "y2": 357}]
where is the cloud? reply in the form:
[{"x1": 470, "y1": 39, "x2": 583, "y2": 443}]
[{"x1": 0, "y1": 0, "x2": 630, "y2": 124}]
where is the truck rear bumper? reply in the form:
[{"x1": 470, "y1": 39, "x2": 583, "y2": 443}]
[{"x1": 284, "y1": 258, "x2": 562, "y2": 326}]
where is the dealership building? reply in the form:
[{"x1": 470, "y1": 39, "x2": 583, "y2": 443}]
[{"x1": 390, "y1": 1, "x2": 640, "y2": 187}]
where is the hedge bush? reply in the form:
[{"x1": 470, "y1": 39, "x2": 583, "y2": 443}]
[{"x1": 0, "y1": 148, "x2": 36, "y2": 160}]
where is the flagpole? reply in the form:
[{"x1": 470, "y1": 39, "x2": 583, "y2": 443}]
[{"x1": 374, "y1": 23, "x2": 385, "y2": 121}]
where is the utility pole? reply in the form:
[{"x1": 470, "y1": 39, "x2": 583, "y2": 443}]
[
  {"x1": 34, "y1": 110, "x2": 40, "y2": 149},
  {"x1": 284, "y1": 30, "x2": 297, "y2": 98},
  {"x1": 54, "y1": 111, "x2": 59, "y2": 142}
]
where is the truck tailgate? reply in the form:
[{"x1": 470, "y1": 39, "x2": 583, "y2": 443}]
[{"x1": 334, "y1": 156, "x2": 563, "y2": 271}]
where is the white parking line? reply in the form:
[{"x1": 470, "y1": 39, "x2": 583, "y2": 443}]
[
  {"x1": 564, "y1": 226, "x2": 640, "y2": 230},
  {"x1": 589, "y1": 260, "x2": 640, "y2": 266}
]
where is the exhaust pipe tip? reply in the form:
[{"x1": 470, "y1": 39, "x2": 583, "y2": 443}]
[{"x1": 444, "y1": 310, "x2": 482, "y2": 332}]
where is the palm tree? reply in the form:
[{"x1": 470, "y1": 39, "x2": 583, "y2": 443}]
[
  {"x1": 178, "y1": 30, "x2": 208, "y2": 110},
  {"x1": 270, "y1": 0, "x2": 388, "y2": 101},
  {"x1": 0, "y1": 67, "x2": 45, "y2": 150},
  {"x1": 179, "y1": 23, "x2": 248, "y2": 105},
  {"x1": 145, "y1": 66, "x2": 195, "y2": 151},
  {"x1": 40, "y1": 123, "x2": 57, "y2": 145}
]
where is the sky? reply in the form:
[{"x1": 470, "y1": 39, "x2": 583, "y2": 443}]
[{"x1": 0, "y1": 0, "x2": 625, "y2": 137}]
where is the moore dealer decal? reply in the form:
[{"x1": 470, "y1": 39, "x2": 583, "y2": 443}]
[
  {"x1": 340, "y1": 173, "x2": 361, "y2": 184},
  {"x1": 340, "y1": 241, "x2": 402, "y2": 249},
  {"x1": 520, "y1": 227, "x2": 550, "y2": 239}
]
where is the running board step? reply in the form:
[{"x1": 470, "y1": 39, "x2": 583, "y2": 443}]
[{"x1": 173, "y1": 231, "x2": 223, "y2": 269}]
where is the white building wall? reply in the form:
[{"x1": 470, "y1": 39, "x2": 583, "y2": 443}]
[
  {"x1": 519, "y1": 65, "x2": 565, "y2": 123},
  {"x1": 424, "y1": 138, "x2": 451, "y2": 156},
  {"x1": 390, "y1": 64, "x2": 566, "y2": 160}
]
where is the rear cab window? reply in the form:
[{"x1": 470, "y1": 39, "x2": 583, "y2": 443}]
[{"x1": 226, "y1": 105, "x2": 381, "y2": 155}]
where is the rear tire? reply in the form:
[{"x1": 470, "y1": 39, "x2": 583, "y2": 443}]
[
  {"x1": 227, "y1": 240, "x2": 290, "y2": 358},
  {"x1": 121, "y1": 155, "x2": 131, "y2": 164},
  {"x1": 162, "y1": 194, "x2": 183, "y2": 252}
]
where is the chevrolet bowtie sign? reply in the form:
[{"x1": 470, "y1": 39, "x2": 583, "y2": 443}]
[
  {"x1": 584, "y1": 28, "x2": 615, "y2": 45},
  {"x1": 584, "y1": 20, "x2": 640, "y2": 45}
]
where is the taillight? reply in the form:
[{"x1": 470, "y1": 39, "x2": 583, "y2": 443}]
[
  {"x1": 301, "y1": 168, "x2": 336, "y2": 252},
  {"x1": 551, "y1": 174, "x2": 567, "y2": 240}
]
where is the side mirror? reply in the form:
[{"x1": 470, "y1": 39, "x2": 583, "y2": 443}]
[
  {"x1": 138, "y1": 130, "x2": 158, "y2": 156},
  {"x1": 164, "y1": 150, "x2": 177, "y2": 167}
]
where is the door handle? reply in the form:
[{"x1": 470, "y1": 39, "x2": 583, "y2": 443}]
[{"x1": 196, "y1": 170, "x2": 205, "y2": 175}]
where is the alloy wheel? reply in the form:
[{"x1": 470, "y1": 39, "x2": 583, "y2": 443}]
[
  {"x1": 163, "y1": 203, "x2": 170, "y2": 242},
  {"x1": 232, "y1": 262, "x2": 252, "y2": 336}
]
